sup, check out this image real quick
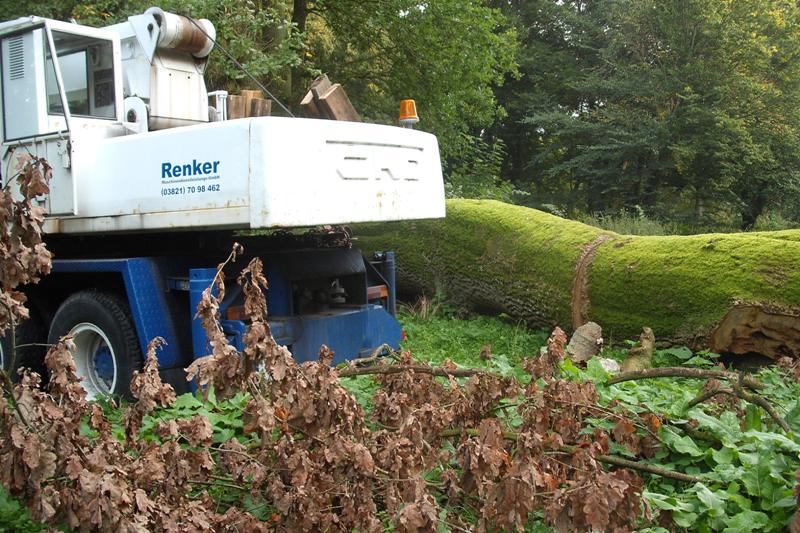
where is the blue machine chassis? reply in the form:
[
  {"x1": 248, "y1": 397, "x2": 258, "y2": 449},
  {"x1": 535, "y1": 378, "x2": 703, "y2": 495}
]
[{"x1": 51, "y1": 250, "x2": 401, "y2": 375}]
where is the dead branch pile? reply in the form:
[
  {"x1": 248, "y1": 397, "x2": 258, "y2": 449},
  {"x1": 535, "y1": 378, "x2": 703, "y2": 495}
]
[
  {"x1": 2, "y1": 287, "x2": 654, "y2": 531},
  {"x1": 0, "y1": 157, "x2": 678, "y2": 532}
]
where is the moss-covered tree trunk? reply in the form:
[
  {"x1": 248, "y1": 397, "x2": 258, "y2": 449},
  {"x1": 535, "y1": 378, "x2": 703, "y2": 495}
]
[{"x1": 355, "y1": 199, "x2": 800, "y2": 358}]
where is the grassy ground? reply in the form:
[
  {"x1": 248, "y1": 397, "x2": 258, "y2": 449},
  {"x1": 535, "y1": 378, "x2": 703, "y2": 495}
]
[
  {"x1": 399, "y1": 308, "x2": 548, "y2": 372},
  {"x1": 576, "y1": 208, "x2": 799, "y2": 236},
  {"x1": 342, "y1": 307, "x2": 549, "y2": 414}
]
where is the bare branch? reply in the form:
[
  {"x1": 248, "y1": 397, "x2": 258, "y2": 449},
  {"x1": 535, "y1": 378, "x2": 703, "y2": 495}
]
[
  {"x1": 338, "y1": 364, "x2": 490, "y2": 379},
  {"x1": 608, "y1": 367, "x2": 764, "y2": 390}
]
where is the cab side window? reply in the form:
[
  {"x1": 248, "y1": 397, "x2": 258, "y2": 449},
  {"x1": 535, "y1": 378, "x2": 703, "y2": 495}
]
[{"x1": 46, "y1": 31, "x2": 115, "y2": 119}]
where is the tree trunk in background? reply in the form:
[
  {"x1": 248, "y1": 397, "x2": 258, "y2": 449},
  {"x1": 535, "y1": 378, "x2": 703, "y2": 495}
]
[
  {"x1": 292, "y1": 0, "x2": 308, "y2": 33},
  {"x1": 290, "y1": 0, "x2": 309, "y2": 107},
  {"x1": 694, "y1": 195, "x2": 704, "y2": 221},
  {"x1": 355, "y1": 199, "x2": 800, "y2": 359},
  {"x1": 740, "y1": 194, "x2": 767, "y2": 230}
]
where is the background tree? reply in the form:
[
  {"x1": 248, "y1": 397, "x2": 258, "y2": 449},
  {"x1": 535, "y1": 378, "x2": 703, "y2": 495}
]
[
  {"x1": 6, "y1": 0, "x2": 800, "y2": 228},
  {"x1": 296, "y1": 0, "x2": 517, "y2": 197},
  {"x1": 0, "y1": 0, "x2": 517, "y2": 197},
  {"x1": 487, "y1": 0, "x2": 604, "y2": 207},
  {"x1": 493, "y1": 0, "x2": 800, "y2": 228}
]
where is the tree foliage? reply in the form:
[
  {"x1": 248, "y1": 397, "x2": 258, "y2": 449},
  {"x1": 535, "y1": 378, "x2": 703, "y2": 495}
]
[
  {"x1": 0, "y1": 0, "x2": 517, "y2": 193},
  {"x1": 493, "y1": 0, "x2": 800, "y2": 228},
  {"x1": 1, "y1": 0, "x2": 304, "y2": 98},
  {"x1": 5, "y1": 1, "x2": 800, "y2": 222}
]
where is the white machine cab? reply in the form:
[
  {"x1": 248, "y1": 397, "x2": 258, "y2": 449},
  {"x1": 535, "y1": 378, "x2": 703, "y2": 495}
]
[{"x1": 0, "y1": 10, "x2": 446, "y2": 234}]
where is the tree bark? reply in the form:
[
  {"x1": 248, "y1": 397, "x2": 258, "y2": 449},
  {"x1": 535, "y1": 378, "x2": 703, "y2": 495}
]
[
  {"x1": 292, "y1": 0, "x2": 309, "y2": 33},
  {"x1": 290, "y1": 0, "x2": 310, "y2": 106},
  {"x1": 355, "y1": 199, "x2": 800, "y2": 358}
]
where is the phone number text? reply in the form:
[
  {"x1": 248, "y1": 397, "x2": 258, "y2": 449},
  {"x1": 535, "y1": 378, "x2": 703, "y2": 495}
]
[{"x1": 161, "y1": 184, "x2": 221, "y2": 196}]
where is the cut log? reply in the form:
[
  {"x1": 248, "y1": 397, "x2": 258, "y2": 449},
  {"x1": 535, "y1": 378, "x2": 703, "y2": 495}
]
[
  {"x1": 709, "y1": 303, "x2": 800, "y2": 358},
  {"x1": 227, "y1": 95, "x2": 246, "y2": 119},
  {"x1": 354, "y1": 199, "x2": 800, "y2": 358},
  {"x1": 315, "y1": 84, "x2": 361, "y2": 122},
  {"x1": 249, "y1": 97, "x2": 272, "y2": 117},
  {"x1": 300, "y1": 75, "x2": 332, "y2": 119},
  {"x1": 299, "y1": 75, "x2": 360, "y2": 121},
  {"x1": 240, "y1": 89, "x2": 262, "y2": 118},
  {"x1": 226, "y1": 91, "x2": 271, "y2": 119}
]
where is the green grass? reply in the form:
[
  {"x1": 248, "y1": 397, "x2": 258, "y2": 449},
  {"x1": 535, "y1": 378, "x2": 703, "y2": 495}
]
[
  {"x1": 575, "y1": 206, "x2": 799, "y2": 236},
  {"x1": 577, "y1": 209, "x2": 680, "y2": 236},
  {"x1": 398, "y1": 309, "x2": 548, "y2": 374},
  {"x1": 340, "y1": 309, "x2": 549, "y2": 412},
  {"x1": 0, "y1": 485, "x2": 44, "y2": 533}
]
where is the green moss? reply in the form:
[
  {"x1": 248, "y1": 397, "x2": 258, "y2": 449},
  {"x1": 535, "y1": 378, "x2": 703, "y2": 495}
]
[
  {"x1": 589, "y1": 233, "x2": 800, "y2": 341},
  {"x1": 355, "y1": 199, "x2": 800, "y2": 342},
  {"x1": 748, "y1": 228, "x2": 800, "y2": 242},
  {"x1": 356, "y1": 199, "x2": 604, "y2": 327}
]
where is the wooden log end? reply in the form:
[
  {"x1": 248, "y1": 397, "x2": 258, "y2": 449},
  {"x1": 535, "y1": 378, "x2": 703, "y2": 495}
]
[
  {"x1": 316, "y1": 83, "x2": 361, "y2": 122},
  {"x1": 301, "y1": 98, "x2": 325, "y2": 119},
  {"x1": 709, "y1": 302, "x2": 800, "y2": 359},
  {"x1": 300, "y1": 74, "x2": 332, "y2": 112},
  {"x1": 227, "y1": 94, "x2": 246, "y2": 119},
  {"x1": 250, "y1": 97, "x2": 272, "y2": 117}
]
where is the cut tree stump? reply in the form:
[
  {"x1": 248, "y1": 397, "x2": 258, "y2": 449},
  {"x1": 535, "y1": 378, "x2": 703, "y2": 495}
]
[
  {"x1": 354, "y1": 199, "x2": 800, "y2": 359},
  {"x1": 567, "y1": 322, "x2": 603, "y2": 363}
]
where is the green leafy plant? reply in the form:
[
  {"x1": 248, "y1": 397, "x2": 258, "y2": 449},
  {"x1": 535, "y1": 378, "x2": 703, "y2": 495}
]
[{"x1": 0, "y1": 485, "x2": 45, "y2": 532}]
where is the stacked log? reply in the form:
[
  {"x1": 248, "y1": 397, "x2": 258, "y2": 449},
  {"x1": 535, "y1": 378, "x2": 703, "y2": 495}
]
[
  {"x1": 227, "y1": 89, "x2": 272, "y2": 119},
  {"x1": 300, "y1": 75, "x2": 361, "y2": 122}
]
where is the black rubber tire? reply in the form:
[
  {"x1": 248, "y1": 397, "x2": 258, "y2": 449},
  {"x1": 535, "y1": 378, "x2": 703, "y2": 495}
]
[
  {"x1": 47, "y1": 290, "x2": 142, "y2": 399},
  {"x1": 0, "y1": 307, "x2": 48, "y2": 382}
]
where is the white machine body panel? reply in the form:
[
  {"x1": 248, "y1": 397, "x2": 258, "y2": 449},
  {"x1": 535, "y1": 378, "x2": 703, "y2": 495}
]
[
  {"x1": 41, "y1": 117, "x2": 445, "y2": 234},
  {"x1": 1, "y1": 29, "x2": 48, "y2": 140},
  {"x1": 251, "y1": 117, "x2": 445, "y2": 226}
]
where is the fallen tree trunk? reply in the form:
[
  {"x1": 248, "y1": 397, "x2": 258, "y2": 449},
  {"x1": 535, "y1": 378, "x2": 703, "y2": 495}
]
[
  {"x1": 749, "y1": 229, "x2": 800, "y2": 242},
  {"x1": 355, "y1": 199, "x2": 800, "y2": 358}
]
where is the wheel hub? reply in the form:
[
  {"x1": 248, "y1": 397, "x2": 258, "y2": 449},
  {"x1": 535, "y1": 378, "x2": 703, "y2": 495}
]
[{"x1": 70, "y1": 323, "x2": 117, "y2": 398}]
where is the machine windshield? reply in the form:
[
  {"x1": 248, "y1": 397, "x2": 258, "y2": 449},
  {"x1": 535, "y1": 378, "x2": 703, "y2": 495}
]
[{"x1": 45, "y1": 30, "x2": 115, "y2": 119}]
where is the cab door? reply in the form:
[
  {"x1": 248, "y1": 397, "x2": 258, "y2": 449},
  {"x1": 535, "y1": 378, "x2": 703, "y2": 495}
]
[{"x1": 0, "y1": 20, "x2": 123, "y2": 217}]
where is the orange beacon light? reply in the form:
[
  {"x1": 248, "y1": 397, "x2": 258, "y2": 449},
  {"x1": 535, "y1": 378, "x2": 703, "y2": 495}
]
[{"x1": 399, "y1": 99, "x2": 419, "y2": 128}]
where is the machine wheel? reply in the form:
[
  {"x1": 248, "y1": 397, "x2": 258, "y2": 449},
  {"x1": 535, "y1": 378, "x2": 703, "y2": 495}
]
[
  {"x1": 0, "y1": 307, "x2": 48, "y2": 382},
  {"x1": 48, "y1": 291, "x2": 142, "y2": 399}
]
